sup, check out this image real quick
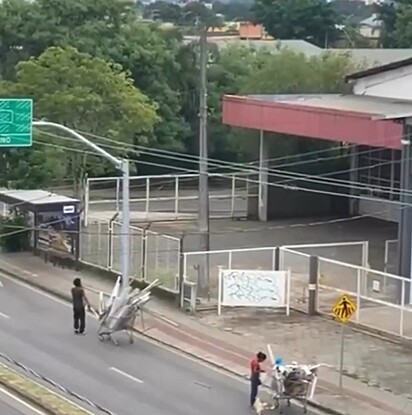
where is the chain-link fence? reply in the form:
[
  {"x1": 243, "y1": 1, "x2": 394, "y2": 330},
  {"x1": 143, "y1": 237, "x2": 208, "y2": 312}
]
[
  {"x1": 80, "y1": 217, "x2": 110, "y2": 270},
  {"x1": 80, "y1": 218, "x2": 181, "y2": 293},
  {"x1": 111, "y1": 222, "x2": 144, "y2": 279},
  {"x1": 279, "y1": 247, "x2": 311, "y2": 312},
  {"x1": 145, "y1": 230, "x2": 180, "y2": 291}
]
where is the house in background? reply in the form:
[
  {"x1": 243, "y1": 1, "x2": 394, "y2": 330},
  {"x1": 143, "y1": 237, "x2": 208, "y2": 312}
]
[{"x1": 359, "y1": 13, "x2": 382, "y2": 45}]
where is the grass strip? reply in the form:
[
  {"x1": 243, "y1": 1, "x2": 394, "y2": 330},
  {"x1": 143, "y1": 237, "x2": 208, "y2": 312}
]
[{"x1": 0, "y1": 362, "x2": 93, "y2": 415}]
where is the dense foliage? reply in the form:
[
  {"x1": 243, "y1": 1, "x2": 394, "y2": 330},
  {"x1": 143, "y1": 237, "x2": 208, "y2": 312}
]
[
  {"x1": 377, "y1": 0, "x2": 412, "y2": 48},
  {"x1": 0, "y1": 215, "x2": 30, "y2": 252},
  {"x1": 0, "y1": 0, "x2": 360, "y2": 189}
]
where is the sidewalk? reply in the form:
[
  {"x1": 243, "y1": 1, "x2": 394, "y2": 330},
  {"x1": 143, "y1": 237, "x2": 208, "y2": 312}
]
[{"x1": 0, "y1": 252, "x2": 411, "y2": 415}]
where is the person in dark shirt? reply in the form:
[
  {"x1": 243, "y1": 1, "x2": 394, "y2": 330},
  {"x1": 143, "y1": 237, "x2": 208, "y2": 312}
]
[
  {"x1": 71, "y1": 278, "x2": 90, "y2": 335},
  {"x1": 249, "y1": 351, "x2": 267, "y2": 407}
]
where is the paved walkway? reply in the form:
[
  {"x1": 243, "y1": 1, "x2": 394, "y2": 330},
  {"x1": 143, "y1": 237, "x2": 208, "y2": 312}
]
[{"x1": 0, "y1": 252, "x2": 411, "y2": 415}]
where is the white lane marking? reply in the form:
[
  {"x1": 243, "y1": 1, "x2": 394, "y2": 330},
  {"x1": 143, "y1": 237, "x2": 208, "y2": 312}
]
[
  {"x1": 110, "y1": 367, "x2": 144, "y2": 384},
  {"x1": 0, "y1": 272, "x2": 320, "y2": 414},
  {"x1": 0, "y1": 261, "x2": 38, "y2": 278},
  {"x1": 0, "y1": 311, "x2": 10, "y2": 319},
  {"x1": 0, "y1": 386, "x2": 46, "y2": 415},
  {"x1": 0, "y1": 273, "x2": 70, "y2": 308}
]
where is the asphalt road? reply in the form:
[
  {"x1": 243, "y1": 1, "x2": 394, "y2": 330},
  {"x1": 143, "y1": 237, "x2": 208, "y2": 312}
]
[
  {"x1": 0, "y1": 273, "x2": 322, "y2": 415},
  {"x1": 0, "y1": 387, "x2": 45, "y2": 415}
]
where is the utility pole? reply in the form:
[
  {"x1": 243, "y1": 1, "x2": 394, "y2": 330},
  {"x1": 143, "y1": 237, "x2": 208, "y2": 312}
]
[
  {"x1": 198, "y1": 28, "x2": 210, "y2": 294},
  {"x1": 33, "y1": 121, "x2": 131, "y2": 293}
]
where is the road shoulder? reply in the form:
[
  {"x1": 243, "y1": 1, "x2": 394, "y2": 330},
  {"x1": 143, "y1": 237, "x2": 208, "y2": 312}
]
[{"x1": 0, "y1": 361, "x2": 93, "y2": 415}]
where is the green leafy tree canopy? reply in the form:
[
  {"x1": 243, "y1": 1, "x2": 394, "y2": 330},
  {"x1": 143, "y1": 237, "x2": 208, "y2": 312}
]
[
  {"x1": 0, "y1": 46, "x2": 159, "y2": 186},
  {"x1": 252, "y1": 0, "x2": 340, "y2": 47}
]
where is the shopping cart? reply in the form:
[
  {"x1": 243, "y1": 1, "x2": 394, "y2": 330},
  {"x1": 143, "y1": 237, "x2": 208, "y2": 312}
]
[{"x1": 97, "y1": 278, "x2": 160, "y2": 346}]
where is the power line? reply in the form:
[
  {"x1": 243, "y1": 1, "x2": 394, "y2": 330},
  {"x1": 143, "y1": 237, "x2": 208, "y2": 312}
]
[
  {"x1": 36, "y1": 131, "x2": 412, "y2": 202},
  {"x1": 75, "y1": 125, "x2": 399, "y2": 172},
  {"x1": 33, "y1": 139, "x2": 412, "y2": 214},
  {"x1": 77, "y1": 125, "x2": 405, "y2": 172},
  {"x1": 63, "y1": 127, "x2": 409, "y2": 197}
]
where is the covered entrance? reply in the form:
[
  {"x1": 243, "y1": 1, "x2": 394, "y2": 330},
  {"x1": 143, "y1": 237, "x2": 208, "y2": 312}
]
[{"x1": 221, "y1": 62, "x2": 412, "y2": 282}]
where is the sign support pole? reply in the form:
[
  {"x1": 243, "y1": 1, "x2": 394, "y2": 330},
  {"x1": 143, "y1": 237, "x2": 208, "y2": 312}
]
[
  {"x1": 332, "y1": 293, "x2": 357, "y2": 397},
  {"x1": 338, "y1": 323, "x2": 345, "y2": 394}
]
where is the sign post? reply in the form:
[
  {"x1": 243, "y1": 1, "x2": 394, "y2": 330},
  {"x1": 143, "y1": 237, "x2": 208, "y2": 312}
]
[
  {"x1": 332, "y1": 293, "x2": 357, "y2": 395},
  {"x1": 0, "y1": 98, "x2": 33, "y2": 147}
]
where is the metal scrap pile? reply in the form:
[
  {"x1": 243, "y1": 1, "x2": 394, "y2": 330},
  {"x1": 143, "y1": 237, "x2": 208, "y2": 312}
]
[{"x1": 98, "y1": 277, "x2": 161, "y2": 345}]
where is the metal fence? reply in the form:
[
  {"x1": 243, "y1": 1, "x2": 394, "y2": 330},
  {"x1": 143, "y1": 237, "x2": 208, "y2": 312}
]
[
  {"x1": 80, "y1": 217, "x2": 181, "y2": 292},
  {"x1": 183, "y1": 247, "x2": 278, "y2": 301},
  {"x1": 182, "y1": 241, "x2": 368, "y2": 305},
  {"x1": 279, "y1": 248, "x2": 311, "y2": 312},
  {"x1": 283, "y1": 241, "x2": 369, "y2": 267},
  {"x1": 84, "y1": 172, "x2": 252, "y2": 225},
  {"x1": 145, "y1": 229, "x2": 181, "y2": 289},
  {"x1": 316, "y1": 257, "x2": 412, "y2": 340},
  {"x1": 384, "y1": 239, "x2": 398, "y2": 274}
]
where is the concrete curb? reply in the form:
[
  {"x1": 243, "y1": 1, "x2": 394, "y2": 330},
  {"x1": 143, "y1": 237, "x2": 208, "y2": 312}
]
[
  {"x1": 0, "y1": 363, "x2": 91, "y2": 415},
  {"x1": 0, "y1": 267, "x2": 346, "y2": 415}
]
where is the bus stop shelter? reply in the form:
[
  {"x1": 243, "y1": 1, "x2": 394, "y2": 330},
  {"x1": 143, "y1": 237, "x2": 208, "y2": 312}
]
[{"x1": 0, "y1": 189, "x2": 81, "y2": 266}]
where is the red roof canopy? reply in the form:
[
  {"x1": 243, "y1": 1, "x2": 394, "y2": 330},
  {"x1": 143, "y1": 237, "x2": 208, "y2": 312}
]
[{"x1": 222, "y1": 94, "x2": 409, "y2": 149}]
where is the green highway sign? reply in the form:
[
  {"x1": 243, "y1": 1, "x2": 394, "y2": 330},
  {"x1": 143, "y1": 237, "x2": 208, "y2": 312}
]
[{"x1": 0, "y1": 98, "x2": 33, "y2": 147}]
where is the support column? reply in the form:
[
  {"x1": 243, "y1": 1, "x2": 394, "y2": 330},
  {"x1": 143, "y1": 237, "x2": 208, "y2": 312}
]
[
  {"x1": 397, "y1": 121, "x2": 412, "y2": 303},
  {"x1": 258, "y1": 130, "x2": 269, "y2": 222},
  {"x1": 349, "y1": 145, "x2": 360, "y2": 215}
]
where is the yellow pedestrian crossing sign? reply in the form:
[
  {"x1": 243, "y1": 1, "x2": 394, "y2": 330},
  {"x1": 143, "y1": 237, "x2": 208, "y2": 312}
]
[{"x1": 332, "y1": 294, "x2": 357, "y2": 323}]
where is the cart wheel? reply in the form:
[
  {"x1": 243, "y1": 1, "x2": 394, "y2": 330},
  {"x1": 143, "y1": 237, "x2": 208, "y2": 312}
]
[
  {"x1": 287, "y1": 400, "x2": 291, "y2": 407},
  {"x1": 303, "y1": 407, "x2": 307, "y2": 414},
  {"x1": 99, "y1": 335, "x2": 104, "y2": 342},
  {"x1": 274, "y1": 399, "x2": 279, "y2": 409},
  {"x1": 129, "y1": 337, "x2": 134, "y2": 344}
]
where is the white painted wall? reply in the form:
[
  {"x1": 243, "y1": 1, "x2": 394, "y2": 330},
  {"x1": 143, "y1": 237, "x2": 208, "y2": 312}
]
[
  {"x1": 359, "y1": 198, "x2": 400, "y2": 223},
  {"x1": 352, "y1": 65, "x2": 412, "y2": 101}
]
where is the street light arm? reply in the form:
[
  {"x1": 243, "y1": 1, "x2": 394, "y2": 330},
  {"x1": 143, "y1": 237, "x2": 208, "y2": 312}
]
[
  {"x1": 33, "y1": 121, "x2": 122, "y2": 169},
  {"x1": 32, "y1": 120, "x2": 130, "y2": 291}
]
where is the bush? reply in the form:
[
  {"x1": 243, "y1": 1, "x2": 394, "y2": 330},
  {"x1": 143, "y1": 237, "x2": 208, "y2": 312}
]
[{"x1": 0, "y1": 214, "x2": 30, "y2": 252}]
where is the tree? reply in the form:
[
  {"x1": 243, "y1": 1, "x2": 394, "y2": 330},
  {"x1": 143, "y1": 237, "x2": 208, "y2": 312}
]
[
  {"x1": 0, "y1": 0, "x2": 189, "y2": 157},
  {"x1": 331, "y1": 0, "x2": 375, "y2": 24},
  {"x1": 142, "y1": 1, "x2": 183, "y2": 23},
  {"x1": 213, "y1": 1, "x2": 255, "y2": 22},
  {"x1": 0, "y1": 46, "x2": 159, "y2": 189},
  {"x1": 377, "y1": 0, "x2": 412, "y2": 48},
  {"x1": 393, "y1": 6, "x2": 412, "y2": 47},
  {"x1": 0, "y1": 0, "x2": 138, "y2": 79},
  {"x1": 219, "y1": 47, "x2": 358, "y2": 168},
  {"x1": 252, "y1": 0, "x2": 340, "y2": 47}
]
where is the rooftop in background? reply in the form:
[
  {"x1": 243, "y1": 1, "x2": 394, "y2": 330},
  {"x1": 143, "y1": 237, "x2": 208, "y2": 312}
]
[
  {"x1": 346, "y1": 55, "x2": 412, "y2": 81},
  {"x1": 183, "y1": 36, "x2": 412, "y2": 68},
  {"x1": 247, "y1": 94, "x2": 412, "y2": 120},
  {"x1": 222, "y1": 93, "x2": 406, "y2": 149},
  {"x1": 0, "y1": 190, "x2": 79, "y2": 206}
]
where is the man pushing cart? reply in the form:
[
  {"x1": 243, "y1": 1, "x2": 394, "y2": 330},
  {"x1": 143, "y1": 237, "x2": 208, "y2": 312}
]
[{"x1": 253, "y1": 345, "x2": 326, "y2": 414}]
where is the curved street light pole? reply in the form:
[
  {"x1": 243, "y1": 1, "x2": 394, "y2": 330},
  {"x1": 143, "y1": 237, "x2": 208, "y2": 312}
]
[{"x1": 33, "y1": 121, "x2": 130, "y2": 292}]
